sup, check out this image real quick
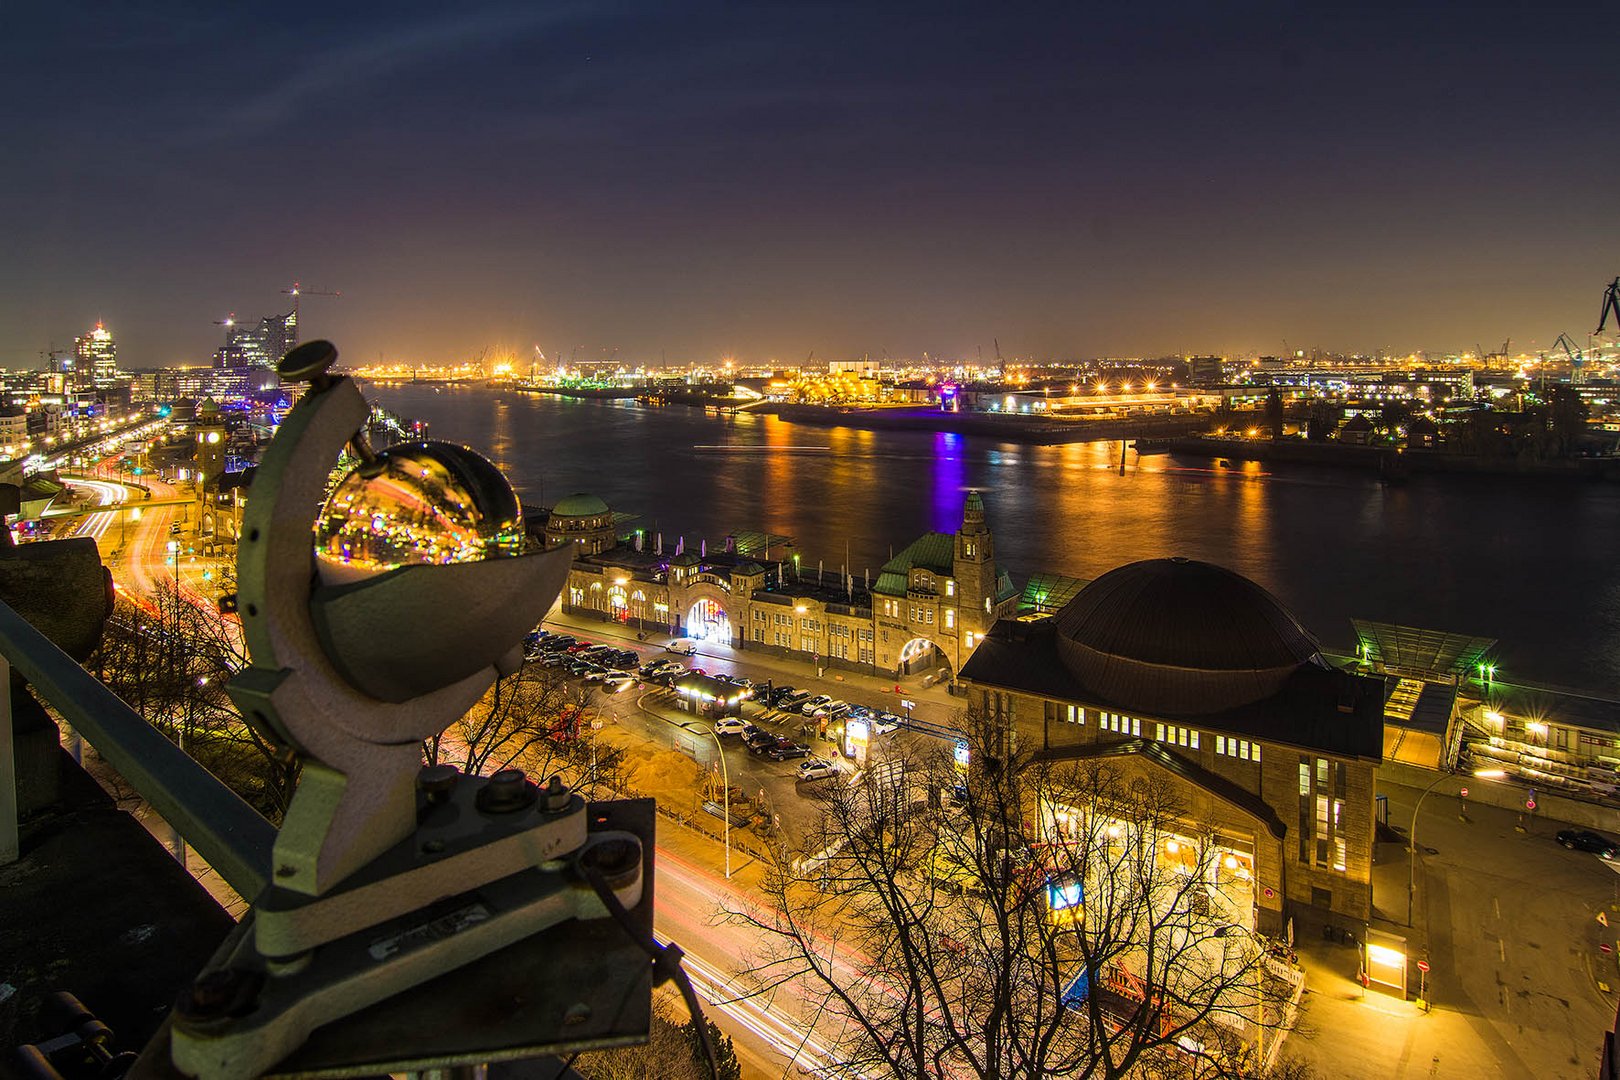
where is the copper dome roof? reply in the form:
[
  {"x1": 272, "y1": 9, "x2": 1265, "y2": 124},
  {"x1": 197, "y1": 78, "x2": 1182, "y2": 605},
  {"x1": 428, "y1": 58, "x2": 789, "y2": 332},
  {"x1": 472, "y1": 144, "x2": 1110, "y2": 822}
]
[{"x1": 1053, "y1": 558, "x2": 1322, "y2": 716}]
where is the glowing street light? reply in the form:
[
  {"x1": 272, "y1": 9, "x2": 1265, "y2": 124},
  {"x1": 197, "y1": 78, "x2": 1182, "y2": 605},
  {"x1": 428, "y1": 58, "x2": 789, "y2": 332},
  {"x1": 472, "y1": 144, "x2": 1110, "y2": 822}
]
[{"x1": 1409, "y1": 767, "x2": 1507, "y2": 925}]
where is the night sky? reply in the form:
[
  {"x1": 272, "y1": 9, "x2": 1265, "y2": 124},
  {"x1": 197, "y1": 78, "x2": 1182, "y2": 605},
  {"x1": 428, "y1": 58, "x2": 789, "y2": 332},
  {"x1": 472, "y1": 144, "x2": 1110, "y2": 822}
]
[{"x1": 4, "y1": 2, "x2": 1617, "y2": 369}]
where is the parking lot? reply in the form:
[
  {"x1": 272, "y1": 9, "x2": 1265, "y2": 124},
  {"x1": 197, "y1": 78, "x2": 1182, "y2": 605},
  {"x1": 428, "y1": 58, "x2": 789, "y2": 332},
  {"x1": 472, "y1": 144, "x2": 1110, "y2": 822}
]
[{"x1": 526, "y1": 621, "x2": 961, "y2": 848}]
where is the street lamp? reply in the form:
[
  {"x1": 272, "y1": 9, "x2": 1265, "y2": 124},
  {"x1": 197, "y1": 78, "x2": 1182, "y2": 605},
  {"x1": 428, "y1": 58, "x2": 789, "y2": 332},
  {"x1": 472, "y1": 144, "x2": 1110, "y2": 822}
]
[
  {"x1": 684, "y1": 721, "x2": 731, "y2": 879},
  {"x1": 1408, "y1": 767, "x2": 1505, "y2": 926}
]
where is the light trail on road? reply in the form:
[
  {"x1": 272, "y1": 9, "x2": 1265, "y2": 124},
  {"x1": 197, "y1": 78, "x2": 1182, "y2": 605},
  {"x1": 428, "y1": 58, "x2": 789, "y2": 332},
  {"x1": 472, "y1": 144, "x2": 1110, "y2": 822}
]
[
  {"x1": 66, "y1": 478, "x2": 126, "y2": 543},
  {"x1": 655, "y1": 841, "x2": 892, "y2": 1079}
]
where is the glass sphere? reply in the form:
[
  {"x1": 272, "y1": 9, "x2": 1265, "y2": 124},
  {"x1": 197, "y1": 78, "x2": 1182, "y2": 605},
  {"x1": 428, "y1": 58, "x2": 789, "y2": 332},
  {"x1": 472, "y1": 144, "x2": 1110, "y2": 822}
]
[{"x1": 314, "y1": 441, "x2": 525, "y2": 586}]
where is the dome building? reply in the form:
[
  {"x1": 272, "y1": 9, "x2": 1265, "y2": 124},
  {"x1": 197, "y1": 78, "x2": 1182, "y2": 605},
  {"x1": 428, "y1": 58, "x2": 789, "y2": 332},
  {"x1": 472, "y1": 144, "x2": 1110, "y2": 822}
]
[
  {"x1": 544, "y1": 493, "x2": 616, "y2": 555},
  {"x1": 959, "y1": 557, "x2": 1384, "y2": 934}
]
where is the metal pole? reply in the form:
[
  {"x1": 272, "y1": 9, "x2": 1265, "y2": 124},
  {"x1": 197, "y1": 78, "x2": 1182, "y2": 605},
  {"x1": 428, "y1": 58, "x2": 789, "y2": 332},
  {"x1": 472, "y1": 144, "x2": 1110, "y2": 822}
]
[
  {"x1": 711, "y1": 725, "x2": 730, "y2": 879},
  {"x1": 1, "y1": 653, "x2": 16, "y2": 865},
  {"x1": 1407, "y1": 772, "x2": 1451, "y2": 927}
]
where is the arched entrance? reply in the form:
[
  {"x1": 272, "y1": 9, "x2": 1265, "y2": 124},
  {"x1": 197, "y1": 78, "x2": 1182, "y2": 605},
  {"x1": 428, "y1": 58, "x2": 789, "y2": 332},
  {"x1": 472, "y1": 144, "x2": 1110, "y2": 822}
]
[
  {"x1": 898, "y1": 637, "x2": 953, "y2": 681},
  {"x1": 687, "y1": 597, "x2": 730, "y2": 643}
]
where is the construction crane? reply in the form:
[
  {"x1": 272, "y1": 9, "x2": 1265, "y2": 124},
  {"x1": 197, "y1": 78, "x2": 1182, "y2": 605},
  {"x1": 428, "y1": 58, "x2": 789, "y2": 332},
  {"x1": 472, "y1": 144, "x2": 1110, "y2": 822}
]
[
  {"x1": 1597, "y1": 276, "x2": 1620, "y2": 337},
  {"x1": 282, "y1": 281, "x2": 340, "y2": 329},
  {"x1": 1550, "y1": 331, "x2": 1585, "y2": 384}
]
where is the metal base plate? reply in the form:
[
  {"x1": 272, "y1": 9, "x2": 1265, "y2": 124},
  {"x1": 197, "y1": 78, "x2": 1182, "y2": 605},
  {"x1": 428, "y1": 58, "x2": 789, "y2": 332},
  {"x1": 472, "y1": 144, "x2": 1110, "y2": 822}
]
[{"x1": 134, "y1": 799, "x2": 655, "y2": 1080}]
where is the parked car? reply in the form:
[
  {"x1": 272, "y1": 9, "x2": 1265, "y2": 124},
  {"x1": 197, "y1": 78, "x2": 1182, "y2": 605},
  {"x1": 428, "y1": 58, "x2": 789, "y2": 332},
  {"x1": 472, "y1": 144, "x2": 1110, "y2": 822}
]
[
  {"x1": 745, "y1": 731, "x2": 780, "y2": 754},
  {"x1": 1557, "y1": 829, "x2": 1617, "y2": 858},
  {"x1": 874, "y1": 712, "x2": 903, "y2": 735},
  {"x1": 800, "y1": 694, "x2": 834, "y2": 716},
  {"x1": 714, "y1": 717, "x2": 749, "y2": 736},
  {"x1": 770, "y1": 685, "x2": 800, "y2": 706},
  {"x1": 665, "y1": 642, "x2": 698, "y2": 655},
  {"x1": 766, "y1": 738, "x2": 812, "y2": 761},
  {"x1": 796, "y1": 757, "x2": 839, "y2": 782},
  {"x1": 602, "y1": 674, "x2": 637, "y2": 694},
  {"x1": 819, "y1": 701, "x2": 851, "y2": 719},
  {"x1": 778, "y1": 690, "x2": 811, "y2": 711}
]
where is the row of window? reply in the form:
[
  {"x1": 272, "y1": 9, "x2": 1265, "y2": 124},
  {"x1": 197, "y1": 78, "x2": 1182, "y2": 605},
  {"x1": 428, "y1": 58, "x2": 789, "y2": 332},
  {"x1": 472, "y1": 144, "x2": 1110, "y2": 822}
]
[
  {"x1": 1215, "y1": 735, "x2": 1260, "y2": 762},
  {"x1": 1044, "y1": 703, "x2": 1262, "y2": 765},
  {"x1": 1155, "y1": 723, "x2": 1200, "y2": 750},
  {"x1": 835, "y1": 637, "x2": 874, "y2": 663},
  {"x1": 909, "y1": 573, "x2": 958, "y2": 596},
  {"x1": 1100, "y1": 711, "x2": 1140, "y2": 736},
  {"x1": 1049, "y1": 702, "x2": 1085, "y2": 725}
]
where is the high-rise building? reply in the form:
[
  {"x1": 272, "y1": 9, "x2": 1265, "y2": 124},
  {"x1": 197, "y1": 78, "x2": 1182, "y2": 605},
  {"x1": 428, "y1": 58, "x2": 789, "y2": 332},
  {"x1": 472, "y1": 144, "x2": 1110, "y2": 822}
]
[
  {"x1": 215, "y1": 310, "x2": 297, "y2": 369},
  {"x1": 74, "y1": 323, "x2": 117, "y2": 385}
]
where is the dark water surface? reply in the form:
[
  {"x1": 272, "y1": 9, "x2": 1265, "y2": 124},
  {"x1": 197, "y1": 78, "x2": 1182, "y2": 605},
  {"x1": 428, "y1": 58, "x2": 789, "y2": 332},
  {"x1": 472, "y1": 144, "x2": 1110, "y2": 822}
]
[{"x1": 365, "y1": 382, "x2": 1620, "y2": 692}]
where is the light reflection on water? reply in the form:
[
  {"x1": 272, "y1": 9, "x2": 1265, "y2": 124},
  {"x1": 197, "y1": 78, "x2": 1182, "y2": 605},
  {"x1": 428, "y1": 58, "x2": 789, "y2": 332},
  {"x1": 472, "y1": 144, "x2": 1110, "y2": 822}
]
[{"x1": 367, "y1": 383, "x2": 1620, "y2": 690}]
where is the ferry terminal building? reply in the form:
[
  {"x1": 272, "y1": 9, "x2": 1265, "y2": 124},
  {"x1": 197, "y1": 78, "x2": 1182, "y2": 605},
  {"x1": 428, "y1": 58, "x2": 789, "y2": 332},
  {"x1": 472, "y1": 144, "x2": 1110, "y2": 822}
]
[
  {"x1": 548, "y1": 490, "x2": 1019, "y2": 683},
  {"x1": 551, "y1": 491, "x2": 1384, "y2": 933}
]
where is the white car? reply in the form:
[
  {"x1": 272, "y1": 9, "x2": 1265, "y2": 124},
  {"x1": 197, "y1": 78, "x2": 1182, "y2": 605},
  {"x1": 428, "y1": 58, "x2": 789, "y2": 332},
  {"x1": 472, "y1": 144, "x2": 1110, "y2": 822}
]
[
  {"x1": 714, "y1": 717, "x2": 749, "y2": 736},
  {"x1": 800, "y1": 694, "x2": 834, "y2": 716},
  {"x1": 603, "y1": 675, "x2": 637, "y2": 694},
  {"x1": 796, "y1": 757, "x2": 839, "y2": 783}
]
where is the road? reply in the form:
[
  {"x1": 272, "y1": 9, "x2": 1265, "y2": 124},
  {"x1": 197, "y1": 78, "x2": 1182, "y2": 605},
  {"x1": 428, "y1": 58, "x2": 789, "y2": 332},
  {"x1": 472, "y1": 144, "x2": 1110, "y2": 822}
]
[
  {"x1": 656, "y1": 833, "x2": 859, "y2": 1077},
  {"x1": 1282, "y1": 779, "x2": 1620, "y2": 1080}
]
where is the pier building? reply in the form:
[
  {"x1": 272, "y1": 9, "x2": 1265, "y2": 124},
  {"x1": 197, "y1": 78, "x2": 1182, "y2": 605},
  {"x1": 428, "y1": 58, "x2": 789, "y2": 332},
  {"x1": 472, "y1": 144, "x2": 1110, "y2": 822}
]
[{"x1": 551, "y1": 491, "x2": 1018, "y2": 682}]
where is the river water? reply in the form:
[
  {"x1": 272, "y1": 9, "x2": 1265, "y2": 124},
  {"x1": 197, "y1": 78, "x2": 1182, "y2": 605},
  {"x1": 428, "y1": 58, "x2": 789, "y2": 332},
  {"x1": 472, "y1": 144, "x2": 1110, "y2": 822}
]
[{"x1": 364, "y1": 382, "x2": 1620, "y2": 693}]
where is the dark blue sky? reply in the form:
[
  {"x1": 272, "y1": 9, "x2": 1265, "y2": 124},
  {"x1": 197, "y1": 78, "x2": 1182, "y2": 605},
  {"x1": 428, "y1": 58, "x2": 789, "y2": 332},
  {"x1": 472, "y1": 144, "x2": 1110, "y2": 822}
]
[{"x1": 3, "y1": 2, "x2": 1617, "y2": 368}]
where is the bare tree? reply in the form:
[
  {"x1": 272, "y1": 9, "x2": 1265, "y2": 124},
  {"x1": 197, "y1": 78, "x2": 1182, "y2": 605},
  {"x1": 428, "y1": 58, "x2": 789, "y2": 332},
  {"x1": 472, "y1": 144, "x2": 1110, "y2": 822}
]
[
  {"x1": 94, "y1": 583, "x2": 299, "y2": 820},
  {"x1": 727, "y1": 711, "x2": 1300, "y2": 1079},
  {"x1": 425, "y1": 664, "x2": 628, "y2": 799}
]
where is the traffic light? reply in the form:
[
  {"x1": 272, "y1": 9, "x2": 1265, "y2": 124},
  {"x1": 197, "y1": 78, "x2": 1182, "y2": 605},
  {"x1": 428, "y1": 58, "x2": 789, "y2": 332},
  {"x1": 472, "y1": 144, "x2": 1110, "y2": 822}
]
[{"x1": 171, "y1": 522, "x2": 181, "y2": 536}]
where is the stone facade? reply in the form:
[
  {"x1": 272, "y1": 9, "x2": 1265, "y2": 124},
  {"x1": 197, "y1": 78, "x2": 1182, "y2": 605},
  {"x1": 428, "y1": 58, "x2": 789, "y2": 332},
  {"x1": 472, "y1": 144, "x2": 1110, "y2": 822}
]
[
  {"x1": 959, "y1": 564, "x2": 1384, "y2": 934},
  {"x1": 984, "y1": 687, "x2": 1378, "y2": 933},
  {"x1": 555, "y1": 492, "x2": 1018, "y2": 680}
]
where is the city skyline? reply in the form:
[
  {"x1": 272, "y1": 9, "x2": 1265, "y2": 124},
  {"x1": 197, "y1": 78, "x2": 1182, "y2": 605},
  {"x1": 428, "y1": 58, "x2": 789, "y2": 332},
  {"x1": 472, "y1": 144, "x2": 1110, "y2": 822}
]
[{"x1": 4, "y1": 4, "x2": 1618, "y2": 369}]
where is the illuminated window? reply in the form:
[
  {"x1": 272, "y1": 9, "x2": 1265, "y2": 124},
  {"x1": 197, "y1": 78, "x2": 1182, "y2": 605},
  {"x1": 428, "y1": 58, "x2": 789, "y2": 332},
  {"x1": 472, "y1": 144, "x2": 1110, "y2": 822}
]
[
  {"x1": 944, "y1": 609, "x2": 955, "y2": 629},
  {"x1": 946, "y1": 580, "x2": 956, "y2": 597}
]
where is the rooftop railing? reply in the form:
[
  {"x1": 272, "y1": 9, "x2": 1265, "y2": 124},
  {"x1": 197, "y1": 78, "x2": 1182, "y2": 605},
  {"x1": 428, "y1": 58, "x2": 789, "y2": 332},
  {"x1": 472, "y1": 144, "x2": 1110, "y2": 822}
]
[{"x1": 0, "y1": 597, "x2": 273, "y2": 899}]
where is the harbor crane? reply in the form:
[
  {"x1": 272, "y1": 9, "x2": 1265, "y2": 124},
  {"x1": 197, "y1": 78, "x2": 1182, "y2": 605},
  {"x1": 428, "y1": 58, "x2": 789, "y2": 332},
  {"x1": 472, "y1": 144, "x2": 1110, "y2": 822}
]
[
  {"x1": 1597, "y1": 276, "x2": 1620, "y2": 337},
  {"x1": 1549, "y1": 331, "x2": 1585, "y2": 384}
]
